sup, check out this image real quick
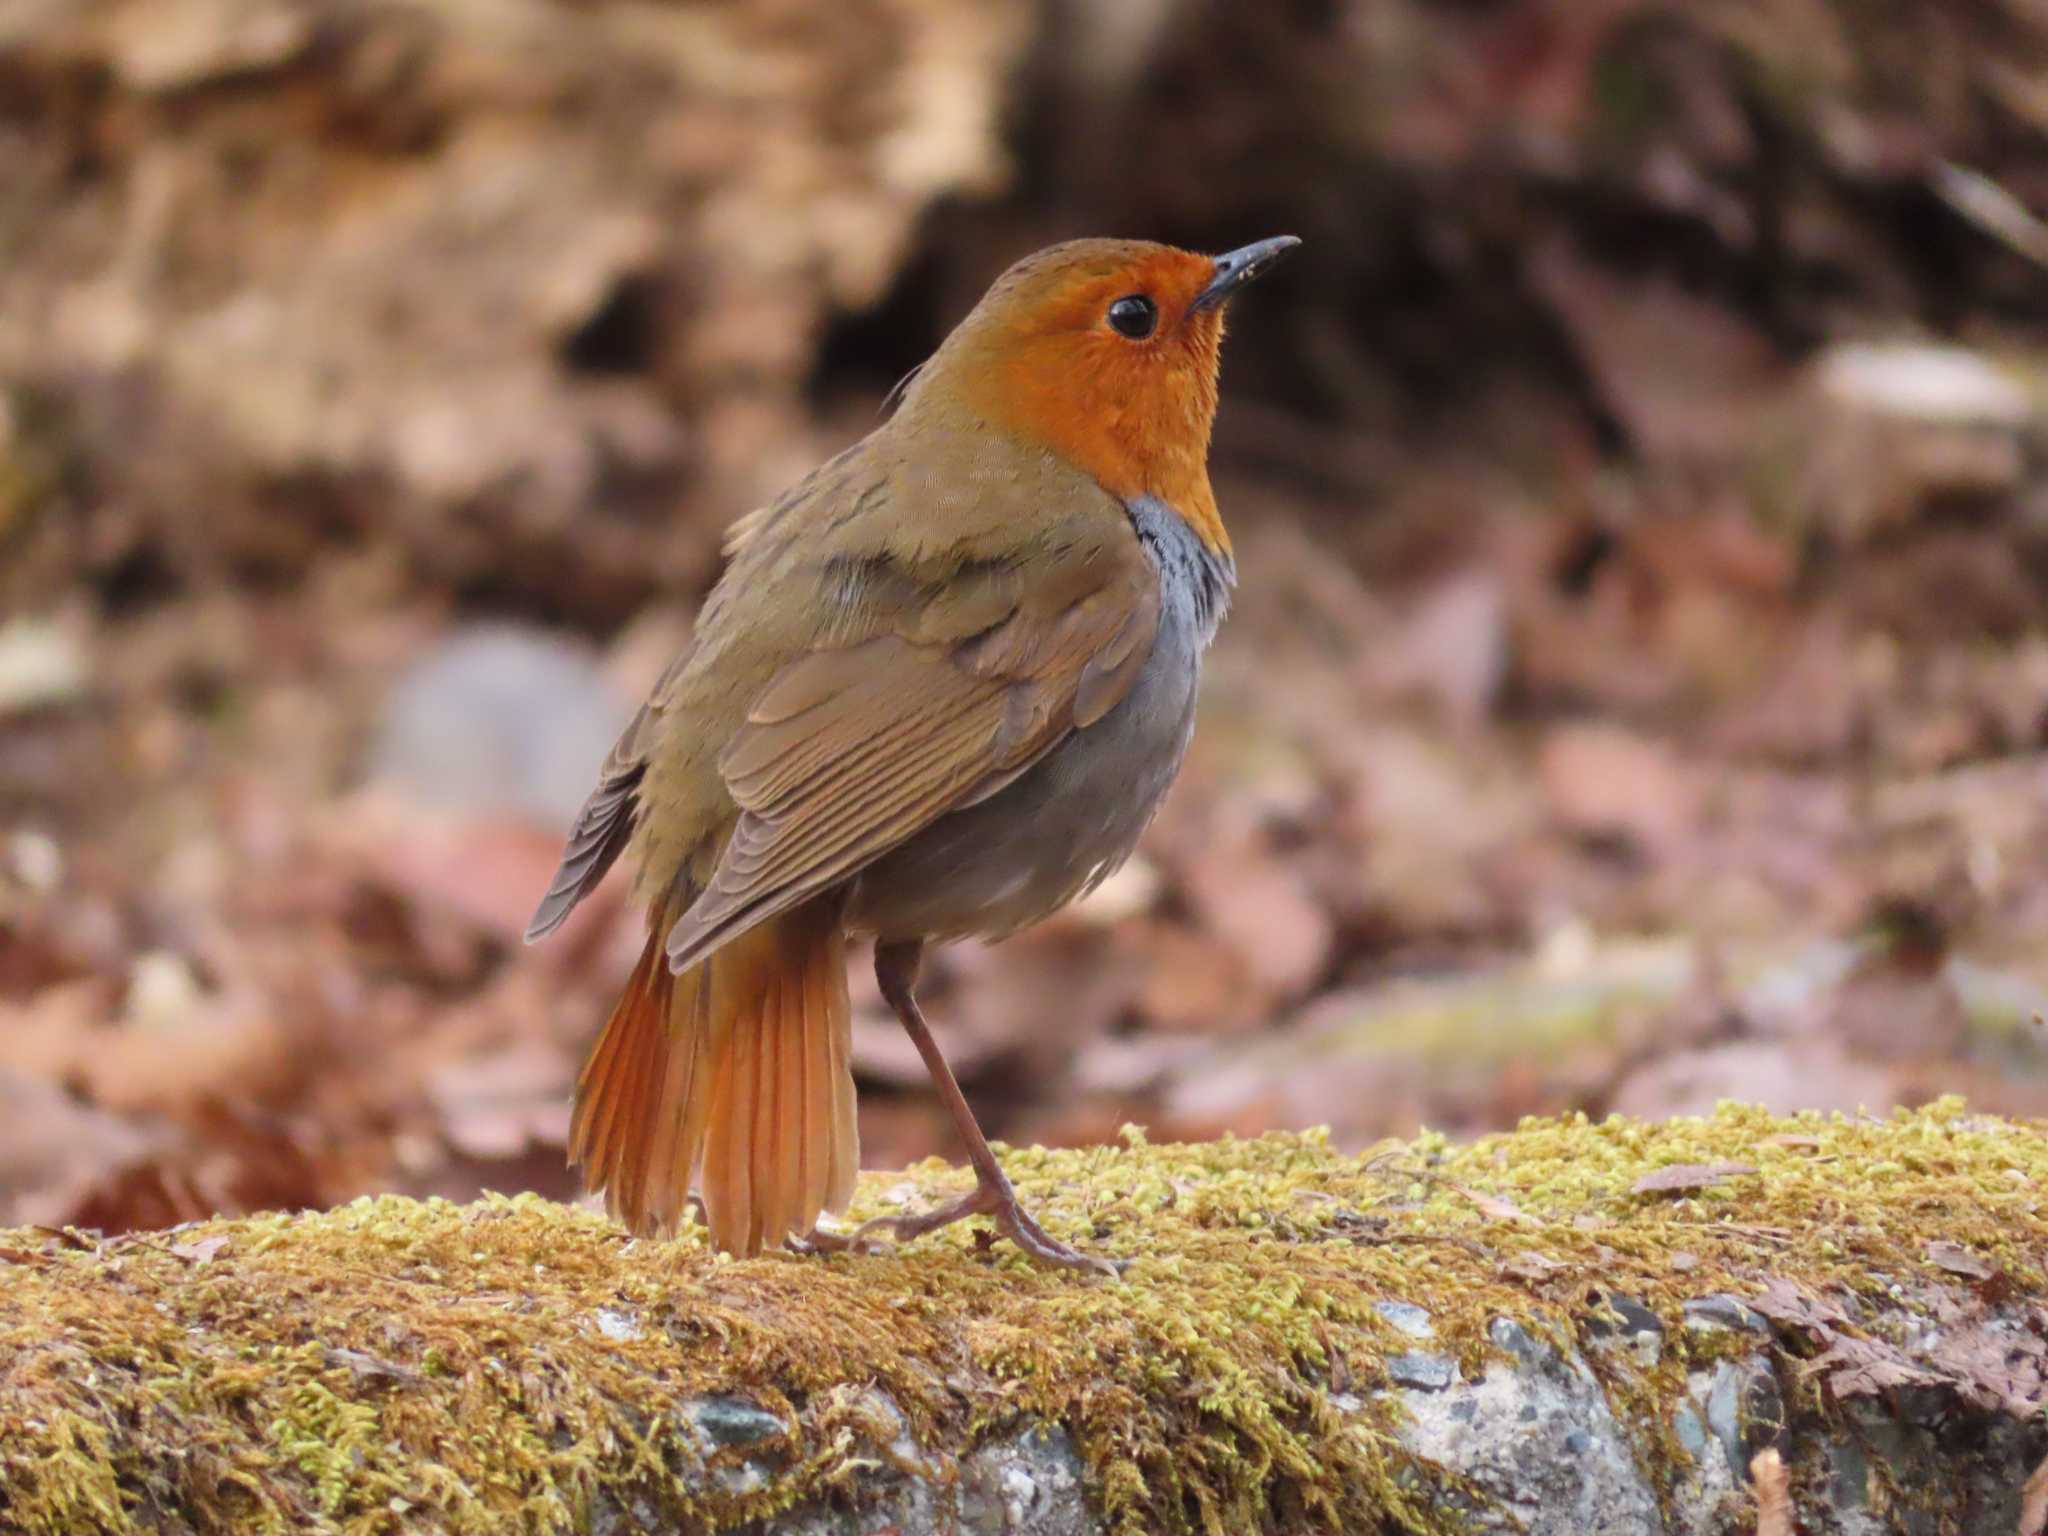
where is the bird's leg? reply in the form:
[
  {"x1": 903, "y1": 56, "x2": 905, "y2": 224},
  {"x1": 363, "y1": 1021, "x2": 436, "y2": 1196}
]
[{"x1": 850, "y1": 939, "x2": 1122, "y2": 1277}]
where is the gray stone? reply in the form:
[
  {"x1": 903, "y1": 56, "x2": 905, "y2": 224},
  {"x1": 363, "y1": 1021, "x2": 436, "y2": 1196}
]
[
  {"x1": 1389, "y1": 1314, "x2": 1665, "y2": 1533},
  {"x1": 1585, "y1": 1292, "x2": 1664, "y2": 1368},
  {"x1": 0, "y1": 616, "x2": 88, "y2": 715},
  {"x1": 1694, "y1": 1354, "x2": 1782, "y2": 1482},
  {"x1": 1386, "y1": 1350, "x2": 1457, "y2": 1391},
  {"x1": 369, "y1": 622, "x2": 632, "y2": 826},
  {"x1": 756, "y1": 1423, "x2": 1090, "y2": 1536},
  {"x1": 23, "y1": 1173, "x2": 2048, "y2": 1535},
  {"x1": 1586, "y1": 1292, "x2": 1662, "y2": 1340},
  {"x1": 1681, "y1": 1294, "x2": 1770, "y2": 1336},
  {"x1": 958, "y1": 1428, "x2": 1091, "y2": 1535},
  {"x1": 1825, "y1": 1437, "x2": 1875, "y2": 1530},
  {"x1": 592, "y1": 1304, "x2": 641, "y2": 1342},
  {"x1": 689, "y1": 1394, "x2": 788, "y2": 1450},
  {"x1": 1671, "y1": 1404, "x2": 1707, "y2": 1460},
  {"x1": 663, "y1": 1332, "x2": 2048, "y2": 1536},
  {"x1": 1484, "y1": 1316, "x2": 1551, "y2": 1367},
  {"x1": 1375, "y1": 1299, "x2": 1435, "y2": 1338}
]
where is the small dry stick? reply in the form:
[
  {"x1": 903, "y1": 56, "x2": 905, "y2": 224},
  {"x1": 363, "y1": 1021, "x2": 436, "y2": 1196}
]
[
  {"x1": 1932, "y1": 161, "x2": 2048, "y2": 270},
  {"x1": 1751, "y1": 1447, "x2": 1793, "y2": 1536},
  {"x1": 2019, "y1": 1452, "x2": 2048, "y2": 1536}
]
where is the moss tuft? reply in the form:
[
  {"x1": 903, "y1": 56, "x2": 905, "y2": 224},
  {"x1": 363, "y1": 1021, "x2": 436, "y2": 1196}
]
[{"x1": 1, "y1": 1100, "x2": 2041, "y2": 1534}]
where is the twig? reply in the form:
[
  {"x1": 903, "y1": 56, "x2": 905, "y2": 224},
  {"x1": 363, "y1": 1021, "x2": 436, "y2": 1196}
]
[
  {"x1": 1751, "y1": 1447, "x2": 1793, "y2": 1536},
  {"x1": 2020, "y1": 1452, "x2": 2048, "y2": 1536},
  {"x1": 1931, "y1": 161, "x2": 2048, "y2": 270}
]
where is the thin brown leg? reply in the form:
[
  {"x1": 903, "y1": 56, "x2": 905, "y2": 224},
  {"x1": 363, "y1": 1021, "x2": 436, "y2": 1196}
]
[{"x1": 850, "y1": 939, "x2": 1121, "y2": 1277}]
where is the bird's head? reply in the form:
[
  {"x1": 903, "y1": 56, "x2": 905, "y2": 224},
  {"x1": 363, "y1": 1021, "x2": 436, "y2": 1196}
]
[{"x1": 905, "y1": 236, "x2": 1299, "y2": 561}]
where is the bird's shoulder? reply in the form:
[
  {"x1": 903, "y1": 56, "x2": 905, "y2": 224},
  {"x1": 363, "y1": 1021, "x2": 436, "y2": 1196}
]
[{"x1": 681, "y1": 418, "x2": 1144, "y2": 684}]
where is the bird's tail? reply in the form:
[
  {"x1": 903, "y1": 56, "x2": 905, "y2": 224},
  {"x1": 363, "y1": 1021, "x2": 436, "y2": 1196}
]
[{"x1": 568, "y1": 895, "x2": 858, "y2": 1255}]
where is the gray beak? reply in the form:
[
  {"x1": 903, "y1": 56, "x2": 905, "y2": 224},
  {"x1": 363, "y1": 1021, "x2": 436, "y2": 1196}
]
[{"x1": 1190, "y1": 235, "x2": 1302, "y2": 312}]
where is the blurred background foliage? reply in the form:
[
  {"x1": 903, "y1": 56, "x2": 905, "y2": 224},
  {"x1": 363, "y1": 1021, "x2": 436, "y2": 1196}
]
[{"x1": 5, "y1": 0, "x2": 2048, "y2": 1232}]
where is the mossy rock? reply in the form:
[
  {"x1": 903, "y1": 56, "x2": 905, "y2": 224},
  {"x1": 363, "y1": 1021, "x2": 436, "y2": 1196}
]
[{"x1": 2, "y1": 1102, "x2": 2043, "y2": 1534}]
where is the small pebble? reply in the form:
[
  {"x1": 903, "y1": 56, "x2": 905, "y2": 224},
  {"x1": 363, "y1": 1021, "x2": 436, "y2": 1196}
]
[{"x1": 1388, "y1": 1351, "x2": 1457, "y2": 1391}]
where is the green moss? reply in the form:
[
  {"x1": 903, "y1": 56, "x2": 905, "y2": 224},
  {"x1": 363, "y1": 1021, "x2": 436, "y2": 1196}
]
[{"x1": 1, "y1": 1101, "x2": 2041, "y2": 1535}]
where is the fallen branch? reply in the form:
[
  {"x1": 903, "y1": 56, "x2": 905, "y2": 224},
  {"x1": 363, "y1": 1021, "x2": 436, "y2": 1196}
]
[{"x1": 2, "y1": 1102, "x2": 2044, "y2": 1535}]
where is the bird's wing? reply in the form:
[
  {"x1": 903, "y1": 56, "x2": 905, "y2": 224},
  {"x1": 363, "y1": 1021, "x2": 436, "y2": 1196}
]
[
  {"x1": 523, "y1": 651, "x2": 687, "y2": 943},
  {"x1": 661, "y1": 520, "x2": 1160, "y2": 972},
  {"x1": 523, "y1": 448, "x2": 881, "y2": 945}
]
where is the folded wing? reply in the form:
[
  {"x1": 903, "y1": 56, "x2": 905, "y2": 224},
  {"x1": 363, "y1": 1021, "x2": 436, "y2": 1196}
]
[{"x1": 662, "y1": 527, "x2": 1159, "y2": 972}]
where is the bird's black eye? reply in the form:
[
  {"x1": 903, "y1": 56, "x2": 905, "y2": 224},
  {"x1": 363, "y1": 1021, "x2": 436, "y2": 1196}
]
[{"x1": 1106, "y1": 294, "x2": 1157, "y2": 340}]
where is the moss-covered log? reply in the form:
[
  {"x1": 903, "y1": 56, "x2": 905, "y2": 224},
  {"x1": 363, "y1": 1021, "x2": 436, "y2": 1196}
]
[{"x1": 3, "y1": 1103, "x2": 2044, "y2": 1535}]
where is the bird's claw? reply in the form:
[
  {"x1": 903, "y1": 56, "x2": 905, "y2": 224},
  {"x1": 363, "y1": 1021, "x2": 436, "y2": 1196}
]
[{"x1": 843, "y1": 1180, "x2": 1123, "y2": 1278}]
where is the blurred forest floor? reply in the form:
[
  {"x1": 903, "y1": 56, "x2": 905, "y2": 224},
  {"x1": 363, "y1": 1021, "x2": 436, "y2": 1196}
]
[{"x1": 5, "y1": 0, "x2": 2048, "y2": 1233}]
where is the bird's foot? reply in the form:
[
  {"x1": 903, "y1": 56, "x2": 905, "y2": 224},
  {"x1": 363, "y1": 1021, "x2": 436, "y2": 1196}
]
[{"x1": 847, "y1": 1173, "x2": 1124, "y2": 1278}]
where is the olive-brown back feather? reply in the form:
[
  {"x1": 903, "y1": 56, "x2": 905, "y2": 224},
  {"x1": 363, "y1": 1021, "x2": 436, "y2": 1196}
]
[{"x1": 662, "y1": 509, "x2": 1160, "y2": 974}]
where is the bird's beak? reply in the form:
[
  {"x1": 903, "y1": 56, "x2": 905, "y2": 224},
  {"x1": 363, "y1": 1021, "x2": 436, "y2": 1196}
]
[{"x1": 1190, "y1": 235, "x2": 1301, "y2": 312}]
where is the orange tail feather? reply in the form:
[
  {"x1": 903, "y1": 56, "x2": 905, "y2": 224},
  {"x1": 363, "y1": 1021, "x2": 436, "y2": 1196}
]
[{"x1": 568, "y1": 897, "x2": 857, "y2": 1254}]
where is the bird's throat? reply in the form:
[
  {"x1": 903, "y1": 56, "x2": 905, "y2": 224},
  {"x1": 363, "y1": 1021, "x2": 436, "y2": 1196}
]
[{"x1": 952, "y1": 336, "x2": 1233, "y2": 563}]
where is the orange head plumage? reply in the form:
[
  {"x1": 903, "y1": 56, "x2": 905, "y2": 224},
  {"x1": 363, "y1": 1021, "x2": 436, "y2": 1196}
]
[{"x1": 904, "y1": 236, "x2": 1299, "y2": 561}]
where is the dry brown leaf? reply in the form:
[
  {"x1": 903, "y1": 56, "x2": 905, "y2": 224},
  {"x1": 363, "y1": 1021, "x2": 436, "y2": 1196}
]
[
  {"x1": 1177, "y1": 827, "x2": 1334, "y2": 1004},
  {"x1": 1632, "y1": 1161, "x2": 1757, "y2": 1194},
  {"x1": 1132, "y1": 922, "x2": 1258, "y2": 1033},
  {"x1": 1750, "y1": 1447, "x2": 1793, "y2": 1536},
  {"x1": 1531, "y1": 240, "x2": 1791, "y2": 464},
  {"x1": 1804, "y1": 1334, "x2": 1939, "y2": 1397},
  {"x1": 1447, "y1": 1182, "x2": 1541, "y2": 1225},
  {"x1": 1500, "y1": 1251, "x2": 1567, "y2": 1282},
  {"x1": 1749, "y1": 1277, "x2": 1851, "y2": 1335},
  {"x1": 427, "y1": 1043, "x2": 575, "y2": 1161},
  {"x1": 168, "y1": 1234, "x2": 230, "y2": 1264},
  {"x1": 1928, "y1": 1323, "x2": 2048, "y2": 1418},
  {"x1": 27, "y1": 1225, "x2": 92, "y2": 1251},
  {"x1": 323, "y1": 1346, "x2": 423, "y2": 1387},
  {"x1": 1926, "y1": 1240, "x2": 1996, "y2": 1280},
  {"x1": 1539, "y1": 722, "x2": 1702, "y2": 855},
  {"x1": 1609, "y1": 1039, "x2": 1900, "y2": 1125}
]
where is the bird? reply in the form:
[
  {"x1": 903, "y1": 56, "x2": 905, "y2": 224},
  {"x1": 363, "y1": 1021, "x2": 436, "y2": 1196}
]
[{"x1": 526, "y1": 234, "x2": 1300, "y2": 1275}]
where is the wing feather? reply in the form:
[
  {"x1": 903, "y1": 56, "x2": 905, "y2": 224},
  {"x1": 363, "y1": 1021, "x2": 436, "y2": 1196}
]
[
  {"x1": 663, "y1": 525, "x2": 1160, "y2": 971},
  {"x1": 524, "y1": 648, "x2": 690, "y2": 942},
  {"x1": 524, "y1": 707, "x2": 653, "y2": 943}
]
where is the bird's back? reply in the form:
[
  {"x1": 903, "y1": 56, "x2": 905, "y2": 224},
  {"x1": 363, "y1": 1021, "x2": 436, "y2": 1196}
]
[{"x1": 625, "y1": 402, "x2": 1152, "y2": 931}]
